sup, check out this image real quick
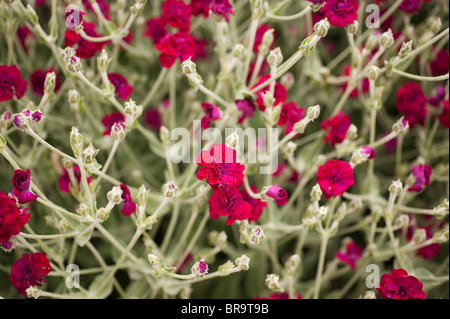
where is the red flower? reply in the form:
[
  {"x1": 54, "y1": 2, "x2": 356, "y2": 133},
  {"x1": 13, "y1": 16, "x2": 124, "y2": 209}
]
[
  {"x1": 395, "y1": 82, "x2": 428, "y2": 128},
  {"x1": 58, "y1": 165, "x2": 92, "y2": 193},
  {"x1": 9, "y1": 252, "x2": 51, "y2": 296},
  {"x1": 64, "y1": 22, "x2": 108, "y2": 59},
  {"x1": 200, "y1": 103, "x2": 221, "y2": 129},
  {"x1": 0, "y1": 191, "x2": 30, "y2": 244},
  {"x1": 320, "y1": 0, "x2": 359, "y2": 28},
  {"x1": 399, "y1": 0, "x2": 422, "y2": 13},
  {"x1": 320, "y1": 111, "x2": 351, "y2": 147},
  {"x1": 416, "y1": 227, "x2": 441, "y2": 259},
  {"x1": 0, "y1": 65, "x2": 28, "y2": 102},
  {"x1": 107, "y1": 73, "x2": 133, "y2": 101},
  {"x1": 265, "y1": 184, "x2": 288, "y2": 206},
  {"x1": 120, "y1": 184, "x2": 136, "y2": 217},
  {"x1": 429, "y1": 49, "x2": 449, "y2": 77},
  {"x1": 335, "y1": 242, "x2": 363, "y2": 270},
  {"x1": 361, "y1": 146, "x2": 376, "y2": 160},
  {"x1": 241, "y1": 186, "x2": 267, "y2": 222},
  {"x1": 35, "y1": 0, "x2": 45, "y2": 5},
  {"x1": 30, "y1": 69, "x2": 61, "y2": 96},
  {"x1": 377, "y1": 269, "x2": 426, "y2": 299},
  {"x1": 144, "y1": 109, "x2": 162, "y2": 131},
  {"x1": 278, "y1": 101, "x2": 305, "y2": 135},
  {"x1": 208, "y1": 187, "x2": 252, "y2": 225},
  {"x1": 235, "y1": 99, "x2": 256, "y2": 124},
  {"x1": 161, "y1": 0, "x2": 192, "y2": 31},
  {"x1": 211, "y1": 0, "x2": 234, "y2": 22},
  {"x1": 16, "y1": 26, "x2": 33, "y2": 53},
  {"x1": 438, "y1": 100, "x2": 449, "y2": 129},
  {"x1": 316, "y1": 160, "x2": 355, "y2": 199},
  {"x1": 101, "y1": 112, "x2": 125, "y2": 136},
  {"x1": 196, "y1": 143, "x2": 245, "y2": 190},
  {"x1": 342, "y1": 65, "x2": 369, "y2": 98},
  {"x1": 11, "y1": 169, "x2": 38, "y2": 205},
  {"x1": 251, "y1": 75, "x2": 287, "y2": 111},
  {"x1": 190, "y1": 0, "x2": 213, "y2": 18},
  {"x1": 407, "y1": 164, "x2": 432, "y2": 193},
  {"x1": 253, "y1": 24, "x2": 275, "y2": 53},
  {"x1": 144, "y1": 18, "x2": 168, "y2": 45},
  {"x1": 428, "y1": 85, "x2": 446, "y2": 107},
  {"x1": 155, "y1": 32, "x2": 197, "y2": 68}
]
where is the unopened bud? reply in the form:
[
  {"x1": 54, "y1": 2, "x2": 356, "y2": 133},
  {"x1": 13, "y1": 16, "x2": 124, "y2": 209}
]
[
  {"x1": 249, "y1": 226, "x2": 265, "y2": 244},
  {"x1": 394, "y1": 214, "x2": 409, "y2": 230},
  {"x1": 367, "y1": 66, "x2": 380, "y2": 81},
  {"x1": 26, "y1": 4, "x2": 38, "y2": 25},
  {"x1": 138, "y1": 185, "x2": 150, "y2": 207},
  {"x1": 232, "y1": 44, "x2": 245, "y2": 59},
  {"x1": 379, "y1": 29, "x2": 394, "y2": 48},
  {"x1": 314, "y1": 18, "x2": 330, "y2": 38},
  {"x1": 345, "y1": 20, "x2": 359, "y2": 35},
  {"x1": 306, "y1": 104, "x2": 321, "y2": 121},
  {"x1": 44, "y1": 72, "x2": 56, "y2": 95},
  {"x1": 392, "y1": 117, "x2": 409, "y2": 135},
  {"x1": 310, "y1": 184, "x2": 323, "y2": 202},
  {"x1": 107, "y1": 186, "x2": 123, "y2": 205},
  {"x1": 163, "y1": 181, "x2": 178, "y2": 198},
  {"x1": 191, "y1": 260, "x2": 208, "y2": 278},
  {"x1": 412, "y1": 228, "x2": 427, "y2": 244},
  {"x1": 26, "y1": 286, "x2": 41, "y2": 299},
  {"x1": 148, "y1": 252, "x2": 160, "y2": 266},
  {"x1": 282, "y1": 142, "x2": 297, "y2": 158},
  {"x1": 235, "y1": 254, "x2": 250, "y2": 271},
  {"x1": 209, "y1": 230, "x2": 227, "y2": 249},
  {"x1": 389, "y1": 180, "x2": 403, "y2": 196},
  {"x1": 365, "y1": 33, "x2": 379, "y2": 51},
  {"x1": 181, "y1": 57, "x2": 197, "y2": 75},
  {"x1": 265, "y1": 274, "x2": 280, "y2": 289},
  {"x1": 280, "y1": 73, "x2": 295, "y2": 90},
  {"x1": 267, "y1": 47, "x2": 283, "y2": 67},
  {"x1": 70, "y1": 127, "x2": 83, "y2": 157},
  {"x1": 315, "y1": 206, "x2": 328, "y2": 221},
  {"x1": 398, "y1": 40, "x2": 413, "y2": 59},
  {"x1": 433, "y1": 227, "x2": 449, "y2": 244},
  {"x1": 97, "y1": 50, "x2": 111, "y2": 73},
  {"x1": 82, "y1": 143, "x2": 98, "y2": 164},
  {"x1": 284, "y1": 254, "x2": 301, "y2": 275},
  {"x1": 111, "y1": 123, "x2": 126, "y2": 141},
  {"x1": 67, "y1": 56, "x2": 82, "y2": 73},
  {"x1": 293, "y1": 118, "x2": 309, "y2": 134}
]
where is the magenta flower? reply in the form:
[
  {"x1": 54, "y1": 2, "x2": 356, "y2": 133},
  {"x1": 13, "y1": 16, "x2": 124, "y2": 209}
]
[
  {"x1": 0, "y1": 191, "x2": 30, "y2": 245},
  {"x1": 399, "y1": 0, "x2": 422, "y2": 13},
  {"x1": 200, "y1": 103, "x2": 221, "y2": 129},
  {"x1": 316, "y1": 160, "x2": 355, "y2": 199},
  {"x1": 0, "y1": 65, "x2": 28, "y2": 102},
  {"x1": 416, "y1": 227, "x2": 441, "y2": 259},
  {"x1": 144, "y1": 109, "x2": 162, "y2": 131},
  {"x1": 161, "y1": 0, "x2": 192, "y2": 31},
  {"x1": 196, "y1": 143, "x2": 245, "y2": 190},
  {"x1": 119, "y1": 184, "x2": 137, "y2": 217},
  {"x1": 395, "y1": 82, "x2": 427, "y2": 128},
  {"x1": 320, "y1": 111, "x2": 351, "y2": 147},
  {"x1": 208, "y1": 187, "x2": 252, "y2": 225},
  {"x1": 211, "y1": 0, "x2": 234, "y2": 22},
  {"x1": 155, "y1": 32, "x2": 197, "y2": 68},
  {"x1": 278, "y1": 101, "x2": 305, "y2": 135},
  {"x1": 144, "y1": 18, "x2": 168, "y2": 45},
  {"x1": 319, "y1": 0, "x2": 359, "y2": 28},
  {"x1": 335, "y1": 242, "x2": 363, "y2": 270},
  {"x1": 407, "y1": 164, "x2": 432, "y2": 193},
  {"x1": 251, "y1": 74, "x2": 287, "y2": 111},
  {"x1": 64, "y1": 22, "x2": 109, "y2": 59},
  {"x1": 235, "y1": 99, "x2": 256, "y2": 124},
  {"x1": 190, "y1": 0, "x2": 213, "y2": 18},
  {"x1": 361, "y1": 146, "x2": 376, "y2": 160},
  {"x1": 101, "y1": 112, "x2": 125, "y2": 136},
  {"x1": 253, "y1": 24, "x2": 276, "y2": 53},
  {"x1": 429, "y1": 49, "x2": 449, "y2": 77},
  {"x1": 58, "y1": 165, "x2": 92, "y2": 193},
  {"x1": 9, "y1": 252, "x2": 51, "y2": 296},
  {"x1": 265, "y1": 184, "x2": 288, "y2": 206},
  {"x1": 377, "y1": 269, "x2": 426, "y2": 299},
  {"x1": 107, "y1": 73, "x2": 133, "y2": 101},
  {"x1": 11, "y1": 169, "x2": 38, "y2": 204},
  {"x1": 30, "y1": 68, "x2": 61, "y2": 96}
]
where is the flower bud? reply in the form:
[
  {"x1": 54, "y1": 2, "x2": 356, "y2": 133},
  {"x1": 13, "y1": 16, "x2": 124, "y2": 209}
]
[
  {"x1": 310, "y1": 184, "x2": 323, "y2": 202},
  {"x1": 335, "y1": 203, "x2": 347, "y2": 222},
  {"x1": 362, "y1": 291, "x2": 376, "y2": 299},
  {"x1": 107, "y1": 185, "x2": 123, "y2": 205},
  {"x1": 432, "y1": 227, "x2": 449, "y2": 244},
  {"x1": 218, "y1": 260, "x2": 235, "y2": 276},
  {"x1": 280, "y1": 73, "x2": 295, "y2": 90},
  {"x1": 138, "y1": 184, "x2": 150, "y2": 207},
  {"x1": 181, "y1": 57, "x2": 197, "y2": 75},
  {"x1": 232, "y1": 44, "x2": 245, "y2": 59},
  {"x1": 0, "y1": 135, "x2": 6, "y2": 151},
  {"x1": 315, "y1": 206, "x2": 328, "y2": 221},
  {"x1": 282, "y1": 142, "x2": 297, "y2": 158},
  {"x1": 97, "y1": 50, "x2": 111, "y2": 73},
  {"x1": 226, "y1": 131, "x2": 240, "y2": 152},
  {"x1": 265, "y1": 274, "x2": 280, "y2": 289},
  {"x1": 293, "y1": 118, "x2": 309, "y2": 134},
  {"x1": 258, "y1": 28, "x2": 275, "y2": 56},
  {"x1": 82, "y1": 143, "x2": 98, "y2": 164},
  {"x1": 379, "y1": 29, "x2": 394, "y2": 48},
  {"x1": 267, "y1": 47, "x2": 283, "y2": 67},
  {"x1": 412, "y1": 228, "x2": 427, "y2": 244},
  {"x1": 392, "y1": 117, "x2": 409, "y2": 135},
  {"x1": 262, "y1": 91, "x2": 275, "y2": 109},
  {"x1": 365, "y1": 33, "x2": 379, "y2": 51},
  {"x1": 434, "y1": 199, "x2": 449, "y2": 219},
  {"x1": 111, "y1": 122, "x2": 126, "y2": 141},
  {"x1": 235, "y1": 254, "x2": 250, "y2": 271},
  {"x1": 345, "y1": 20, "x2": 359, "y2": 35},
  {"x1": 284, "y1": 254, "x2": 301, "y2": 275},
  {"x1": 67, "y1": 56, "x2": 82, "y2": 73},
  {"x1": 250, "y1": 0, "x2": 265, "y2": 19},
  {"x1": 26, "y1": 286, "x2": 41, "y2": 299},
  {"x1": 367, "y1": 66, "x2": 381, "y2": 81},
  {"x1": 429, "y1": 17, "x2": 442, "y2": 34},
  {"x1": 191, "y1": 260, "x2": 208, "y2": 278},
  {"x1": 70, "y1": 127, "x2": 84, "y2": 157},
  {"x1": 148, "y1": 252, "x2": 160, "y2": 266},
  {"x1": 389, "y1": 180, "x2": 403, "y2": 196},
  {"x1": 394, "y1": 214, "x2": 409, "y2": 230},
  {"x1": 306, "y1": 104, "x2": 321, "y2": 121},
  {"x1": 398, "y1": 40, "x2": 413, "y2": 59},
  {"x1": 97, "y1": 207, "x2": 110, "y2": 222},
  {"x1": 44, "y1": 72, "x2": 56, "y2": 95},
  {"x1": 163, "y1": 181, "x2": 178, "y2": 198},
  {"x1": 314, "y1": 18, "x2": 330, "y2": 38},
  {"x1": 209, "y1": 230, "x2": 227, "y2": 249},
  {"x1": 249, "y1": 226, "x2": 265, "y2": 244},
  {"x1": 76, "y1": 203, "x2": 90, "y2": 217}
]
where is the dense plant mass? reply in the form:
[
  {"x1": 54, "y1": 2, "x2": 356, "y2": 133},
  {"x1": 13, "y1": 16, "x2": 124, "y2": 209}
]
[{"x1": 0, "y1": 0, "x2": 449, "y2": 300}]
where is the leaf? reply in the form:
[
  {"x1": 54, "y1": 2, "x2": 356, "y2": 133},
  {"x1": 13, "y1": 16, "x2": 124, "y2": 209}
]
[
  {"x1": 88, "y1": 272, "x2": 114, "y2": 299},
  {"x1": 74, "y1": 222, "x2": 94, "y2": 247}
]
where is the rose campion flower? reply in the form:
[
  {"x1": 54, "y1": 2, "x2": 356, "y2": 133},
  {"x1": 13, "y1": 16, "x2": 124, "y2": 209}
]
[
  {"x1": 11, "y1": 169, "x2": 38, "y2": 204},
  {"x1": 144, "y1": 18, "x2": 168, "y2": 45},
  {"x1": 81, "y1": 0, "x2": 110, "y2": 19},
  {"x1": 16, "y1": 26, "x2": 33, "y2": 53},
  {"x1": 200, "y1": 103, "x2": 221, "y2": 129},
  {"x1": 399, "y1": 0, "x2": 422, "y2": 13},
  {"x1": 0, "y1": 65, "x2": 28, "y2": 102},
  {"x1": 316, "y1": 160, "x2": 355, "y2": 199},
  {"x1": 161, "y1": 0, "x2": 192, "y2": 32},
  {"x1": 320, "y1": 111, "x2": 351, "y2": 147},
  {"x1": 9, "y1": 252, "x2": 51, "y2": 296},
  {"x1": 235, "y1": 99, "x2": 256, "y2": 124},
  {"x1": 251, "y1": 75, "x2": 287, "y2": 111},
  {"x1": 428, "y1": 85, "x2": 446, "y2": 107},
  {"x1": 155, "y1": 32, "x2": 197, "y2": 68},
  {"x1": 361, "y1": 146, "x2": 376, "y2": 159},
  {"x1": 211, "y1": 0, "x2": 234, "y2": 22},
  {"x1": 64, "y1": 22, "x2": 109, "y2": 59},
  {"x1": 144, "y1": 109, "x2": 162, "y2": 131},
  {"x1": 438, "y1": 100, "x2": 449, "y2": 129},
  {"x1": 377, "y1": 268, "x2": 426, "y2": 299},
  {"x1": 120, "y1": 184, "x2": 137, "y2": 217},
  {"x1": 58, "y1": 165, "x2": 92, "y2": 193},
  {"x1": 208, "y1": 187, "x2": 252, "y2": 225},
  {"x1": 196, "y1": 143, "x2": 245, "y2": 190},
  {"x1": 395, "y1": 82, "x2": 428, "y2": 128},
  {"x1": 30, "y1": 69, "x2": 61, "y2": 96},
  {"x1": 416, "y1": 227, "x2": 441, "y2": 259},
  {"x1": 407, "y1": 164, "x2": 432, "y2": 193},
  {"x1": 265, "y1": 184, "x2": 288, "y2": 206},
  {"x1": 241, "y1": 186, "x2": 267, "y2": 222},
  {"x1": 35, "y1": 0, "x2": 45, "y2": 5},
  {"x1": 320, "y1": 0, "x2": 359, "y2": 28},
  {"x1": 0, "y1": 191, "x2": 30, "y2": 245},
  {"x1": 335, "y1": 242, "x2": 363, "y2": 270},
  {"x1": 190, "y1": 0, "x2": 213, "y2": 18},
  {"x1": 278, "y1": 101, "x2": 305, "y2": 135},
  {"x1": 107, "y1": 73, "x2": 133, "y2": 101},
  {"x1": 429, "y1": 49, "x2": 449, "y2": 77},
  {"x1": 101, "y1": 112, "x2": 126, "y2": 136}
]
